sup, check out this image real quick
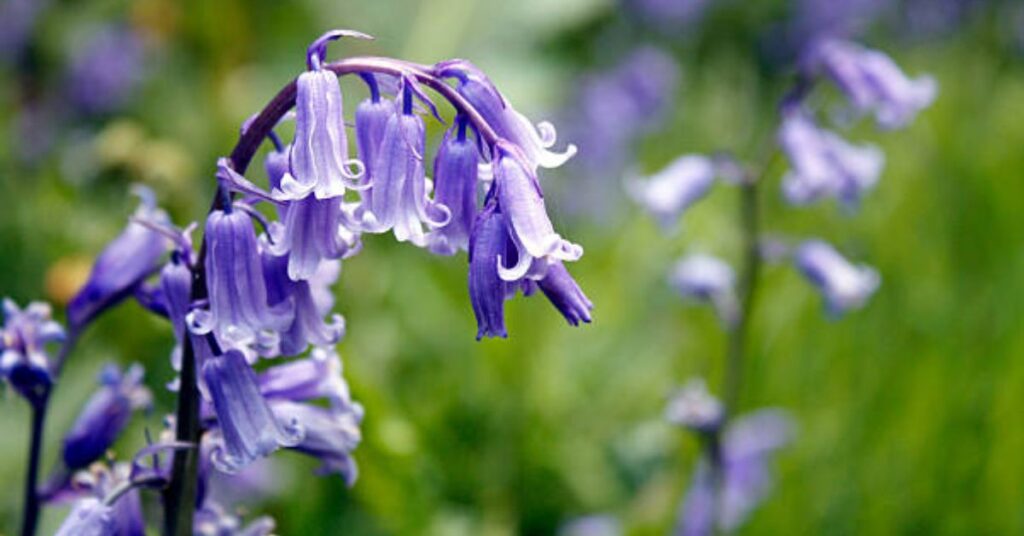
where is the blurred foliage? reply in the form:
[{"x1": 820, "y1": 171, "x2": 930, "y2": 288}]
[{"x1": 1, "y1": 0, "x2": 1023, "y2": 534}]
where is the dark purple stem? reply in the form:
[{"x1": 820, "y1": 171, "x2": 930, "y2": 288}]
[{"x1": 19, "y1": 395, "x2": 48, "y2": 536}]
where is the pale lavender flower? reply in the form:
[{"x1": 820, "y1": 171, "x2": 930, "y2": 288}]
[
  {"x1": 779, "y1": 111, "x2": 884, "y2": 207},
  {"x1": 55, "y1": 497, "x2": 114, "y2": 536},
  {"x1": 60, "y1": 462, "x2": 146, "y2": 536},
  {"x1": 257, "y1": 346, "x2": 353, "y2": 407},
  {"x1": 665, "y1": 378, "x2": 725, "y2": 434},
  {"x1": 627, "y1": 155, "x2": 717, "y2": 229},
  {"x1": 66, "y1": 25, "x2": 146, "y2": 115},
  {"x1": 795, "y1": 240, "x2": 880, "y2": 315},
  {"x1": 353, "y1": 75, "x2": 395, "y2": 187},
  {"x1": 810, "y1": 38, "x2": 937, "y2": 129},
  {"x1": 194, "y1": 501, "x2": 275, "y2": 536},
  {"x1": 677, "y1": 410, "x2": 795, "y2": 536},
  {"x1": 62, "y1": 363, "x2": 152, "y2": 470},
  {"x1": 190, "y1": 208, "x2": 293, "y2": 351},
  {"x1": 202, "y1": 349, "x2": 303, "y2": 473},
  {"x1": 68, "y1": 186, "x2": 170, "y2": 329},
  {"x1": 559, "y1": 515, "x2": 622, "y2": 536},
  {"x1": 261, "y1": 251, "x2": 345, "y2": 355},
  {"x1": 0, "y1": 299, "x2": 64, "y2": 405},
  {"x1": 428, "y1": 117, "x2": 480, "y2": 256},
  {"x1": 270, "y1": 400, "x2": 363, "y2": 485},
  {"x1": 668, "y1": 254, "x2": 737, "y2": 314},
  {"x1": 352, "y1": 83, "x2": 450, "y2": 246},
  {"x1": 274, "y1": 195, "x2": 360, "y2": 281},
  {"x1": 439, "y1": 60, "x2": 577, "y2": 170}
]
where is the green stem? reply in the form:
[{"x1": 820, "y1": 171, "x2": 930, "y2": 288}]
[{"x1": 723, "y1": 178, "x2": 762, "y2": 414}]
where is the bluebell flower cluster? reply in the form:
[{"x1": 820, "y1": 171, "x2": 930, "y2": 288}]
[{"x1": 0, "y1": 299, "x2": 64, "y2": 405}]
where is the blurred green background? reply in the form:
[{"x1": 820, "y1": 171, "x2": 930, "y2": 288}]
[{"x1": 2, "y1": 0, "x2": 1023, "y2": 534}]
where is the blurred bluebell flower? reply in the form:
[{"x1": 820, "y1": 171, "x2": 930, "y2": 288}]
[
  {"x1": 190, "y1": 208, "x2": 293, "y2": 351},
  {"x1": 621, "y1": 0, "x2": 711, "y2": 31},
  {"x1": 559, "y1": 515, "x2": 622, "y2": 536},
  {"x1": 665, "y1": 378, "x2": 725, "y2": 434},
  {"x1": 62, "y1": 363, "x2": 152, "y2": 470},
  {"x1": 676, "y1": 410, "x2": 795, "y2": 536},
  {"x1": 66, "y1": 25, "x2": 147, "y2": 116},
  {"x1": 779, "y1": 111, "x2": 884, "y2": 207},
  {"x1": 0, "y1": 0, "x2": 46, "y2": 64},
  {"x1": 353, "y1": 83, "x2": 450, "y2": 246},
  {"x1": 279, "y1": 62, "x2": 363, "y2": 200},
  {"x1": 669, "y1": 253, "x2": 738, "y2": 325},
  {"x1": 54, "y1": 497, "x2": 114, "y2": 536},
  {"x1": 791, "y1": 0, "x2": 884, "y2": 44},
  {"x1": 0, "y1": 299, "x2": 64, "y2": 405},
  {"x1": 810, "y1": 39, "x2": 937, "y2": 129},
  {"x1": 795, "y1": 240, "x2": 880, "y2": 315},
  {"x1": 271, "y1": 399, "x2": 363, "y2": 485},
  {"x1": 428, "y1": 117, "x2": 480, "y2": 256},
  {"x1": 68, "y1": 186, "x2": 170, "y2": 330},
  {"x1": 439, "y1": 60, "x2": 577, "y2": 170},
  {"x1": 194, "y1": 501, "x2": 275, "y2": 536},
  {"x1": 202, "y1": 349, "x2": 303, "y2": 473},
  {"x1": 627, "y1": 155, "x2": 717, "y2": 229}
]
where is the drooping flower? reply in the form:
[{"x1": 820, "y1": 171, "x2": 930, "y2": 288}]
[
  {"x1": 270, "y1": 400, "x2": 363, "y2": 485},
  {"x1": 794, "y1": 240, "x2": 880, "y2": 315},
  {"x1": 536, "y1": 261, "x2": 593, "y2": 327},
  {"x1": 468, "y1": 202, "x2": 511, "y2": 339},
  {"x1": 62, "y1": 363, "x2": 152, "y2": 470},
  {"x1": 68, "y1": 186, "x2": 170, "y2": 330},
  {"x1": 809, "y1": 39, "x2": 938, "y2": 129},
  {"x1": 190, "y1": 208, "x2": 293, "y2": 351},
  {"x1": 676, "y1": 410, "x2": 795, "y2": 536},
  {"x1": 352, "y1": 82, "x2": 450, "y2": 246},
  {"x1": 779, "y1": 111, "x2": 884, "y2": 207},
  {"x1": 438, "y1": 60, "x2": 577, "y2": 170},
  {"x1": 428, "y1": 117, "x2": 480, "y2": 255},
  {"x1": 353, "y1": 74, "x2": 396, "y2": 187},
  {"x1": 274, "y1": 195, "x2": 360, "y2": 281},
  {"x1": 668, "y1": 254, "x2": 739, "y2": 325},
  {"x1": 261, "y1": 252, "x2": 345, "y2": 356},
  {"x1": 194, "y1": 502, "x2": 276, "y2": 536},
  {"x1": 55, "y1": 497, "x2": 114, "y2": 536},
  {"x1": 627, "y1": 155, "x2": 717, "y2": 229},
  {"x1": 278, "y1": 64, "x2": 363, "y2": 200},
  {"x1": 665, "y1": 378, "x2": 725, "y2": 434},
  {"x1": 559, "y1": 515, "x2": 623, "y2": 536},
  {"x1": 0, "y1": 299, "x2": 64, "y2": 405},
  {"x1": 257, "y1": 346, "x2": 352, "y2": 406},
  {"x1": 202, "y1": 349, "x2": 304, "y2": 473}
]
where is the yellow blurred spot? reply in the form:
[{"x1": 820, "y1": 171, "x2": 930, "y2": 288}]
[
  {"x1": 45, "y1": 256, "x2": 93, "y2": 305},
  {"x1": 95, "y1": 120, "x2": 147, "y2": 168}
]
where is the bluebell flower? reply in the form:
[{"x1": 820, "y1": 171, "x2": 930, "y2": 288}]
[
  {"x1": 194, "y1": 501, "x2": 276, "y2": 536},
  {"x1": 428, "y1": 117, "x2": 480, "y2": 256},
  {"x1": 665, "y1": 378, "x2": 725, "y2": 434},
  {"x1": 559, "y1": 515, "x2": 622, "y2": 536},
  {"x1": 258, "y1": 346, "x2": 352, "y2": 406},
  {"x1": 439, "y1": 60, "x2": 577, "y2": 170},
  {"x1": 202, "y1": 349, "x2": 303, "y2": 473},
  {"x1": 261, "y1": 252, "x2": 345, "y2": 355},
  {"x1": 66, "y1": 25, "x2": 146, "y2": 116},
  {"x1": 270, "y1": 400, "x2": 363, "y2": 485},
  {"x1": 354, "y1": 76, "x2": 396, "y2": 188},
  {"x1": 537, "y1": 261, "x2": 593, "y2": 327},
  {"x1": 779, "y1": 111, "x2": 884, "y2": 207},
  {"x1": 353, "y1": 83, "x2": 450, "y2": 246},
  {"x1": 0, "y1": 299, "x2": 64, "y2": 405},
  {"x1": 468, "y1": 201, "x2": 511, "y2": 339},
  {"x1": 55, "y1": 497, "x2": 114, "y2": 536},
  {"x1": 627, "y1": 155, "x2": 717, "y2": 229},
  {"x1": 62, "y1": 363, "x2": 152, "y2": 470},
  {"x1": 668, "y1": 254, "x2": 739, "y2": 325},
  {"x1": 0, "y1": 0, "x2": 46, "y2": 65},
  {"x1": 810, "y1": 39, "x2": 938, "y2": 129},
  {"x1": 274, "y1": 195, "x2": 360, "y2": 281},
  {"x1": 190, "y1": 209, "x2": 293, "y2": 351},
  {"x1": 68, "y1": 186, "x2": 170, "y2": 330},
  {"x1": 676, "y1": 410, "x2": 795, "y2": 536},
  {"x1": 278, "y1": 64, "x2": 363, "y2": 200},
  {"x1": 795, "y1": 240, "x2": 880, "y2": 315}
]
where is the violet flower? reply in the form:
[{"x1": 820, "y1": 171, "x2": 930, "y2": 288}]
[
  {"x1": 203, "y1": 349, "x2": 303, "y2": 473},
  {"x1": 257, "y1": 346, "x2": 353, "y2": 407},
  {"x1": 190, "y1": 208, "x2": 293, "y2": 351},
  {"x1": 68, "y1": 186, "x2": 170, "y2": 330},
  {"x1": 66, "y1": 25, "x2": 146, "y2": 116},
  {"x1": 468, "y1": 201, "x2": 511, "y2": 339},
  {"x1": 627, "y1": 155, "x2": 717, "y2": 229},
  {"x1": 353, "y1": 83, "x2": 450, "y2": 246},
  {"x1": 669, "y1": 254, "x2": 739, "y2": 325},
  {"x1": 262, "y1": 252, "x2": 345, "y2": 356},
  {"x1": 439, "y1": 60, "x2": 577, "y2": 170},
  {"x1": 62, "y1": 363, "x2": 152, "y2": 470},
  {"x1": 810, "y1": 39, "x2": 938, "y2": 129},
  {"x1": 270, "y1": 400, "x2": 363, "y2": 485},
  {"x1": 54, "y1": 497, "x2": 114, "y2": 536},
  {"x1": 428, "y1": 117, "x2": 480, "y2": 256},
  {"x1": 795, "y1": 240, "x2": 880, "y2": 315},
  {"x1": 0, "y1": 299, "x2": 64, "y2": 405},
  {"x1": 354, "y1": 74, "x2": 395, "y2": 188},
  {"x1": 676, "y1": 410, "x2": 795, "y2": 536},
  {"x1": 779, "y1": 111, "x2": 884, "y2": 207},
  {"x1": 665, "y1": 378, "x2": 725, "y2": 434},
  {"x1": 194, "y1": 501, "x2": 276, "y2": 536},
  {"x1": 275, "y1": 195, "x2": 360, "y2": 281},
  {"x1": 537, "y1": 261, "x2": 593, "y2": 327}
]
